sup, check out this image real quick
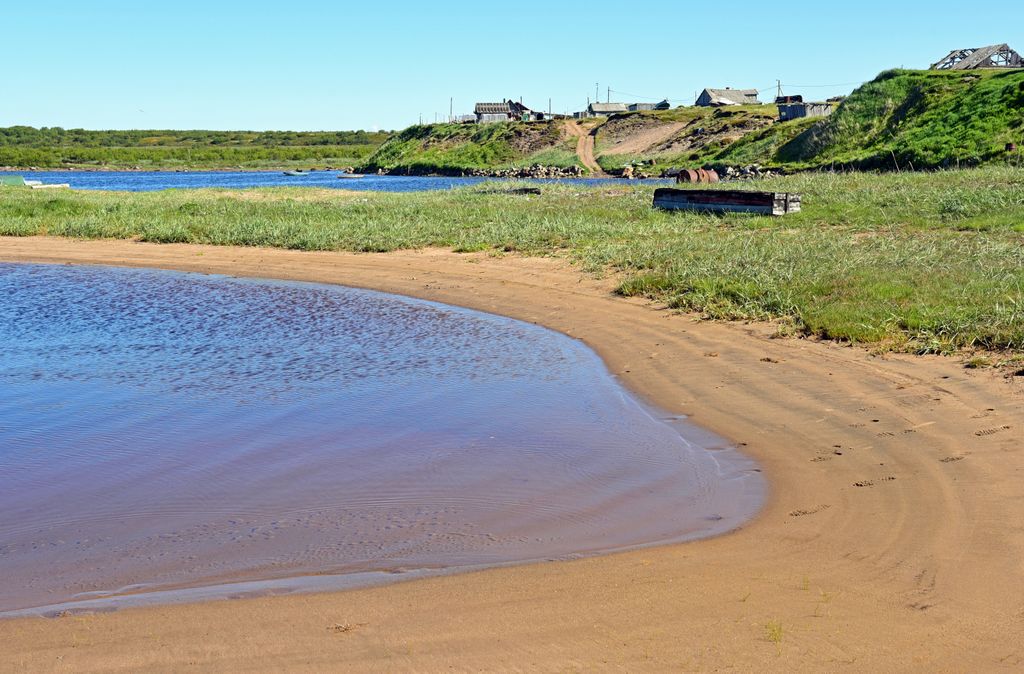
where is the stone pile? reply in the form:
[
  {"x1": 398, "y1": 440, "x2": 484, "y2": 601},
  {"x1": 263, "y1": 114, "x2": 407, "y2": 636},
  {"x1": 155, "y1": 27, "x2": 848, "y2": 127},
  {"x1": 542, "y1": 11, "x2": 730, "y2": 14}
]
[
  {"x1": 661, "y1": 164, "x2": 780, "y2": 181},
  {"x1": 720, "y1": 164, "x2": 779, "y2": 180},
  {"x1": 468, "y1": 164, "x2": 586, "y2": 179}
]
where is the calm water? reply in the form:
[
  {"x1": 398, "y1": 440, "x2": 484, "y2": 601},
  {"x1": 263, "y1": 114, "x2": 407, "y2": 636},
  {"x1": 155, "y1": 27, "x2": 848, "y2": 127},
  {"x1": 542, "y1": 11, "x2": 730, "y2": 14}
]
[
  {"x1": 0, "y1": 170, "x2": 665, "y2": 192},
  {"x1": 0, "y1": 264, "x2": 761, "y2": 615}
]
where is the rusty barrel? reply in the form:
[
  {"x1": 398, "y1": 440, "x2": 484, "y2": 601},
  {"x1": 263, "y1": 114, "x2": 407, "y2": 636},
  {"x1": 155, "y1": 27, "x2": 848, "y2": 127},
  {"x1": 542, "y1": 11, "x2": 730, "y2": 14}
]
[{"x1": 676, "y1": 168, "x2": 720, "y2": 184}]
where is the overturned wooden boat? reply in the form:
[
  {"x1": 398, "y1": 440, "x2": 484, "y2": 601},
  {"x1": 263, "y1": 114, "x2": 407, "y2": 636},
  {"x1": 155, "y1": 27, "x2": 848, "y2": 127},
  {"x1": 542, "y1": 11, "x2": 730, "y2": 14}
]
[{"x1": 653, "y1": 188, "x2": 801, "y2": 216}]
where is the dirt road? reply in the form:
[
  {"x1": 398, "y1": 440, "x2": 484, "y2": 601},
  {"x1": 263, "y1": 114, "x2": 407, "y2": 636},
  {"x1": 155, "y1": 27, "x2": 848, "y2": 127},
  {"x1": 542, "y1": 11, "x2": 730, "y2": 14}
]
[
  {"x1": 564, "y1": 120, "x2": 604, "y2": 175},
  {"x1": 602, "y1": 121, "x2": 685, "y2": 156}
]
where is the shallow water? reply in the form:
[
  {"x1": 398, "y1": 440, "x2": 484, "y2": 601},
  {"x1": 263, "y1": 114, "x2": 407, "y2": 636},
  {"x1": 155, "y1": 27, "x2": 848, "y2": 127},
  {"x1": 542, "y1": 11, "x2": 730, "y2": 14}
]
[
  {"x1": 0, "y1": 264, "x2": 762, "y2": 614},
  {"x1": 0, "y1": 170, "x2": 669, "y2": 192}
]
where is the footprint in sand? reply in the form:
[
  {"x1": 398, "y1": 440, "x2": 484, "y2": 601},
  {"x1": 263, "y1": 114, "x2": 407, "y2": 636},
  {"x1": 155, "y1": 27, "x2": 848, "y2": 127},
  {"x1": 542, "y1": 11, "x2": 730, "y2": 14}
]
[
  {"x1": 975, "y1": 425, "x2": 1011, "y2": 437},
  {"x1": 854, "y1": 476, "x2": 896, "y2": 488},
  {"x1": 789, "y1": 504, "x2": 832, "y2": 517},
  {"x1": 811, "y1": 447, "x2": 844, "y2": 462}
]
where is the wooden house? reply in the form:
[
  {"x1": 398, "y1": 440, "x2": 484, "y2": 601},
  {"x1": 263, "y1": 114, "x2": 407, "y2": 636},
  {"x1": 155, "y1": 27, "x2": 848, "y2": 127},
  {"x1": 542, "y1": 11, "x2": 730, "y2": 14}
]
[
  {"x1": 587, "y1": 102, "x2": 629, "y2": 117},
  {"x1": 628, "y1": 99, "x2": 671, "y2": 112},
  {"x1": 474, "y1": 100, "x2": 545, "y2": 124},
  {"x1": 695, "y1": 88, "x2": 760, "y2": 107}
]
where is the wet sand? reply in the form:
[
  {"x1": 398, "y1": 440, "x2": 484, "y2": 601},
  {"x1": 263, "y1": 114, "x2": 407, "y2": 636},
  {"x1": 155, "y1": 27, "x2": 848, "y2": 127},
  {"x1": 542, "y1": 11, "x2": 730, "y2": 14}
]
[{"x1": 1, "y1": 236, "x2": 1023, "y2": 672}]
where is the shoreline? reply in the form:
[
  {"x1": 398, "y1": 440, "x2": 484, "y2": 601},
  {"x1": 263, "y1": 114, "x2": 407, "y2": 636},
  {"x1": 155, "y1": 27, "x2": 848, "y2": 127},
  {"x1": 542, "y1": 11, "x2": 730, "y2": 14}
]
[{"x1": 1, "y1": 237, "x2": 1022, "y2": 670}]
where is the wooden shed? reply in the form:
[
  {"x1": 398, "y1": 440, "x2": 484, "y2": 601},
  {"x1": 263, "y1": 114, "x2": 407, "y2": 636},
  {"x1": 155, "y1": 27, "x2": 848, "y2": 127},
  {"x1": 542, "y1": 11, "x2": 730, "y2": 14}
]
[{"x1": 777, "y1": 102, "x2": 833, "y2": 122}]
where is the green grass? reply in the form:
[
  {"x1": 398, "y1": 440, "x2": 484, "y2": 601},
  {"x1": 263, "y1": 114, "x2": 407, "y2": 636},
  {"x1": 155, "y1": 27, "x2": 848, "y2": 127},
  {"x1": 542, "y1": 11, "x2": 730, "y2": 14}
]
[
  {"x1": 523, "y1": 141, "x2": 582, "y2": 169},
  {"x1": 2, "y1": 166, "x2": 1023, "y2": 353}
]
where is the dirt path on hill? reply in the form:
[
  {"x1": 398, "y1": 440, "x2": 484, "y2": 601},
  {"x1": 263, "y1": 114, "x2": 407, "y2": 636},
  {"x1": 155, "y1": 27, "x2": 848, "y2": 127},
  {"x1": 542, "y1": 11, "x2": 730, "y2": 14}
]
[
  {"x1": 2, "y1": 238, "x2": 1024, "y2": 671},
  {"x1": 602, "y1": 121, "x2": 686, "y2": 156},
  {"x1": 564, "y1": 120, "x2": 604, "y2": 175}
]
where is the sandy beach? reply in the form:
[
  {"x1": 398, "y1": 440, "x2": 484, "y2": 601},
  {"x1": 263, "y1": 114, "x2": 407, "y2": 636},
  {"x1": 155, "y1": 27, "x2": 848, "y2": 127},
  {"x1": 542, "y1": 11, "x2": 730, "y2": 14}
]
[{"x1": 1, "y1": 236, "x2": 1022, "y2": 672}]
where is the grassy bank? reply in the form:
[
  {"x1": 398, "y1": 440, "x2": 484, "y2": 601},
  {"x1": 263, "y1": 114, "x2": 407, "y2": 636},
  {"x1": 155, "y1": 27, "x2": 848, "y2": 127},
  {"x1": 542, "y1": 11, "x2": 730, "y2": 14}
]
[{"x1": 1, "y1": 167, "x2": 1022, "y2": 353}]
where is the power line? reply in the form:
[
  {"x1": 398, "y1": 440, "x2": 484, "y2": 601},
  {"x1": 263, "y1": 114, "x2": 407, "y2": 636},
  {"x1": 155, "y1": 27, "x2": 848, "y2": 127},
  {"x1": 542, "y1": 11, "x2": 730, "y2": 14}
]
[
  {"x1": 784, "y1": 81, "x2": 867, "y2": 88},
  {"x1": 610, "y1": 78, "x2": 864, "y2": 105}
]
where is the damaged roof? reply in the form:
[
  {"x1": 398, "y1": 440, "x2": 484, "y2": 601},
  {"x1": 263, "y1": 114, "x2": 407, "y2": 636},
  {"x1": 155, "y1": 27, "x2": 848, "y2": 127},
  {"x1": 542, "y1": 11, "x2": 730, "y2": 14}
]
[
  {"x1": 701, "y1": 88, "x2": 760, "y2": 105},
  {"x1": 931, "y1": 44, "x2": 1023, "y2": 70}
]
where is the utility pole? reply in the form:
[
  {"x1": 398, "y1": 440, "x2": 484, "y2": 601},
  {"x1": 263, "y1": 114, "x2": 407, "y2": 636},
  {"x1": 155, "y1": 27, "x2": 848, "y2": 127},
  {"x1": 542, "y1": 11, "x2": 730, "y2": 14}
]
[
  {"x1": 607, "y1": 86, "x2": 610, "y2": 103},
  {"x1": 595, "y1": 83, "x2": 599, "y2": 102},
  {"x1": 776, "y1": 80, "x2": 783, "y2": 99},
  {"x1": 548, "y1": 98, "x2": 551, "y2": 115},
  {"x1": 449, "y1": 97, "x2": 453, "y2": 122}
]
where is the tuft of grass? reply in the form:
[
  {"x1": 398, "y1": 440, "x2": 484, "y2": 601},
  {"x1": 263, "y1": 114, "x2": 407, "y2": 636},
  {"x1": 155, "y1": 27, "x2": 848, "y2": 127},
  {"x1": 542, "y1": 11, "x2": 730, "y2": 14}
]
[
  {"x1": 764, "y1": 620, "x2": 784, "y2": 645},
  {"x1": 964, "y1": 355, "x2": 993, "y2": 369}
]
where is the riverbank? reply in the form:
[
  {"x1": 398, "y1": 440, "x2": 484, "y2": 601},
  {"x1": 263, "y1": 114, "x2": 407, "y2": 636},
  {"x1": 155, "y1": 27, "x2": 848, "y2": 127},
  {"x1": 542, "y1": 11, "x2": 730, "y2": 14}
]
[
  {"x1": 2, "y1": 169, "x2": 1022, "y2": 353},
  {"x1": 1, "y1": 237, "x2": 1022, "y2": 671}
]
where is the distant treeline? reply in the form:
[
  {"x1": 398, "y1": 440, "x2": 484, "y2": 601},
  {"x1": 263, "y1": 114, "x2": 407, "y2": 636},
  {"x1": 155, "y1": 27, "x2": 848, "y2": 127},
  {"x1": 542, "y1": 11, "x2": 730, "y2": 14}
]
[
  {"x1": 0, "y1": 126, "x2": 393, "y2": 168},
  {"x1": 0, "y1": 126, "x2": 391, "y2": 148}
]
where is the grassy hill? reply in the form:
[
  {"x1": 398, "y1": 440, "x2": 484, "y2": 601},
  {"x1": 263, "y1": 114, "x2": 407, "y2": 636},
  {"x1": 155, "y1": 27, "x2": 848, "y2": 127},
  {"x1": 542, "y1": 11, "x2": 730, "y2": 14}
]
[
  {"x1": 778, "y1": 68, "x2": 1024, "y2": 169},
  {"x1": 0, "y1": 127, "x2": 391, "y2": 170},
  {"x1": 358, "y1": 121, "x2": 579, "y2": 175}
]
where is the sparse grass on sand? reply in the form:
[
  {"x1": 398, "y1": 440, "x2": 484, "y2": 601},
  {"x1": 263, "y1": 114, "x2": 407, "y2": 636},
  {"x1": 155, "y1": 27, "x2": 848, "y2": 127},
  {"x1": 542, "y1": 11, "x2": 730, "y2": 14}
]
[{"x1": 2, "y1": 167, "x2": 1022, "y2": 353}]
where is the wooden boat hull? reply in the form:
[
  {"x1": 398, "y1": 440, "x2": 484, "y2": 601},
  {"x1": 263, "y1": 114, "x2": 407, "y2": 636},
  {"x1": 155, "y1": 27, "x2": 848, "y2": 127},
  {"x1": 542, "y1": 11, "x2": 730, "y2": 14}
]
[{"x1": 653, "y1": 188, "x2": 801, "y2": 216}]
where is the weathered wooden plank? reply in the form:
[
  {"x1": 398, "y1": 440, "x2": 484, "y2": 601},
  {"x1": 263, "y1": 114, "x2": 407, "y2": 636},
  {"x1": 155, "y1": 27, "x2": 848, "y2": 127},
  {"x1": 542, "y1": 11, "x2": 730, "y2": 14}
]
[{"x1": 653, "y1": 188, "x2": 801, "y2": 216}]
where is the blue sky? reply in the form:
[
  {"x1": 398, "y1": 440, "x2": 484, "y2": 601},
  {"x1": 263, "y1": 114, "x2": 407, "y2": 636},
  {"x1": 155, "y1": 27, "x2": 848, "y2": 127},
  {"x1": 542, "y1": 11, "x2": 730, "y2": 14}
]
[{"x1": 3, "y1": 1, "x2": 1019, "y2": 131}]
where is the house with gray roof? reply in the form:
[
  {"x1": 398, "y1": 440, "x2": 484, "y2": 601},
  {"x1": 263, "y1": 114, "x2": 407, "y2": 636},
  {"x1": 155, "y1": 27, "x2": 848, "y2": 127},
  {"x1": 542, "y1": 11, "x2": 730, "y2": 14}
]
[
  {"x1": 695, "y1": 88, "x2": 761, "y2": 107},
  {"x1": 474, "y1": 100, "x2": 547, "y2": 123},
  {"x1": 629, "y1": 99, "x2": 671, "y2": 112},
  {"x1": 587, "y1": 102, "x2": 629, "y2": 117}
]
